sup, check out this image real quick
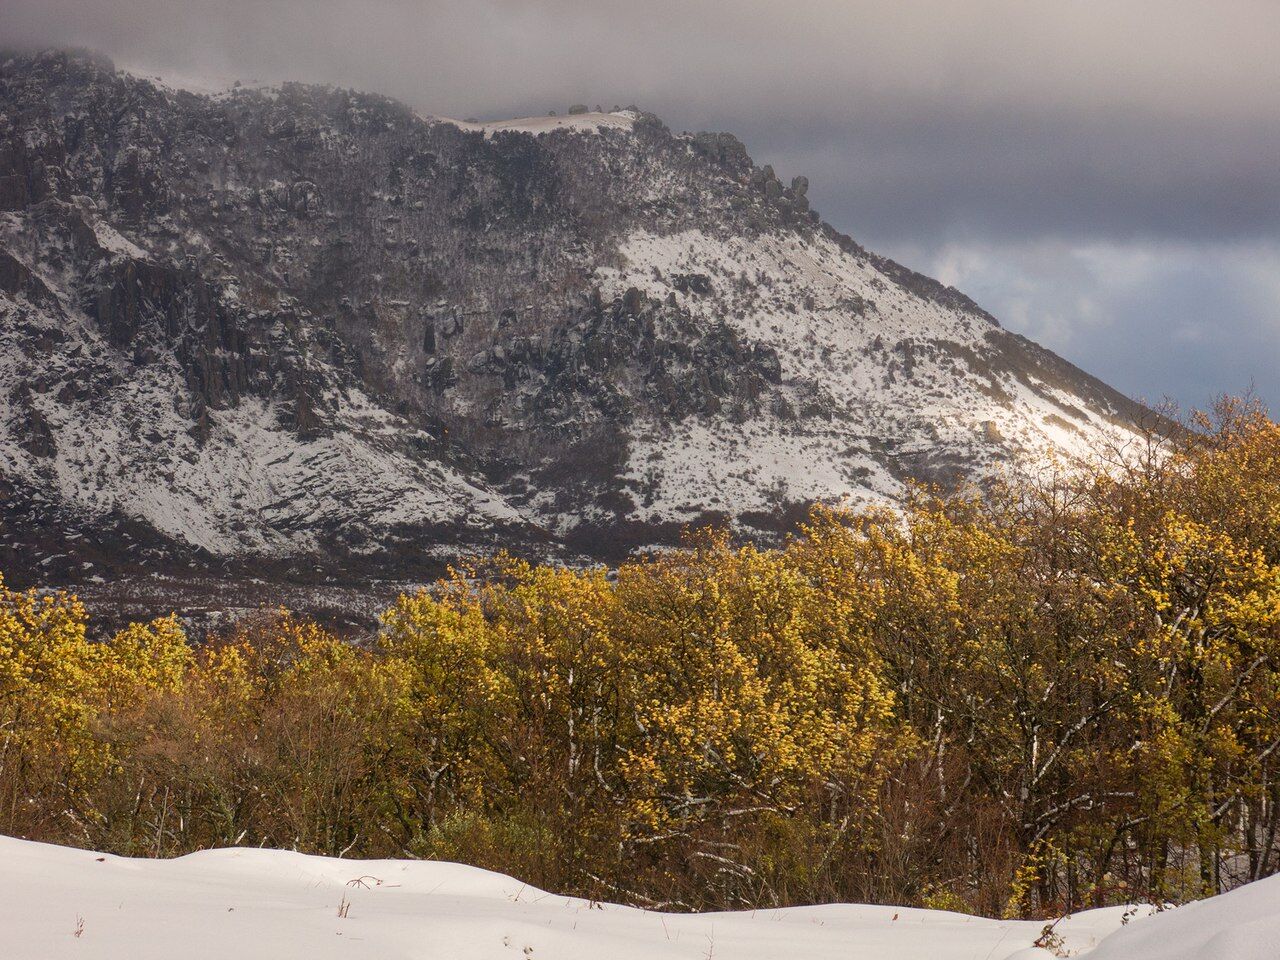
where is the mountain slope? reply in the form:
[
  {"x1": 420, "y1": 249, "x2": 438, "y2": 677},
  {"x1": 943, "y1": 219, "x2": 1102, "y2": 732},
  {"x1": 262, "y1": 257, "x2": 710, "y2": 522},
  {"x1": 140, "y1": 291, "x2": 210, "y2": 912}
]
[{"x1": 0, "y1": 49, "x2": 1151, "y2": 589}]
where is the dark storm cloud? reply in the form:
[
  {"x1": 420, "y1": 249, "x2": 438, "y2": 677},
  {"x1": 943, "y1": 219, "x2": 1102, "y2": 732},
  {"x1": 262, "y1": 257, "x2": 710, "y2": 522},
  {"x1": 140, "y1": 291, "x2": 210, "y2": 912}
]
[
  {"x1": 738, "y1": 107, "x2": 1280, "y2": 246},
  {"x1": 4, "y1": 0, "x2": 1278, "y2": 408}
]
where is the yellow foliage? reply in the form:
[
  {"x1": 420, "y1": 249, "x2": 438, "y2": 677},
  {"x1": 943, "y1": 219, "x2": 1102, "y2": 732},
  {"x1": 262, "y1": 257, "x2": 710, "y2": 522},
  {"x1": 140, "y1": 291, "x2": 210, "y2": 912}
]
[{"x1": 4, "y1": 398, "x2": 1280, "y2": 911}]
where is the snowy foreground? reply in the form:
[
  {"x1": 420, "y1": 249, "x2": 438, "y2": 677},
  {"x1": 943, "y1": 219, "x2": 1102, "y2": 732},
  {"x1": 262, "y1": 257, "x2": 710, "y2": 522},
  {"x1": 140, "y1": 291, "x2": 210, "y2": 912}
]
[{"x1": 2, "y1": 836, "x2": 1276, "y2": 959}]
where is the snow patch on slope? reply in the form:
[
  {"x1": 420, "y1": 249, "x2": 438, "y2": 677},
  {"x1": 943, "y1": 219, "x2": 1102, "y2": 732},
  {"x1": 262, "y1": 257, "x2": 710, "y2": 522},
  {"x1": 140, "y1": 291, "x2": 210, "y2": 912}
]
[
  {"x1": 89, "y1": 220, "x2": 151, "y2": 260},
  {"x1": 118, "y1": 65, "x2": 269, "y2": 98},
  {"x1": 18, "y1": 367, "x2": 521, "y2": 557},
  {"x1": 435, "y1": 111, "x2": 637, "y2": 137},
  {"x1": 623, "y1": 418, "x2": 900, "y2": 525}
]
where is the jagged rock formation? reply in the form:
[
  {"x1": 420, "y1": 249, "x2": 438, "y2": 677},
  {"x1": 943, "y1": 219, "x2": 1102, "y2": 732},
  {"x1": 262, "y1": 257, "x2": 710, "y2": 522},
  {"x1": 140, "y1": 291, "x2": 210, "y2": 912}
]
[{"x1": 0, "y1": 49, "x2": 1151, "y2": 591}]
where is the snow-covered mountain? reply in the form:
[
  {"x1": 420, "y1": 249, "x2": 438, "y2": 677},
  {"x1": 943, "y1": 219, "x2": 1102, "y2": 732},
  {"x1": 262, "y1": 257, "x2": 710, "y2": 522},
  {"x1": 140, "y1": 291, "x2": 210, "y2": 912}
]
[{"x1": 0, "y1": 50, "x2": 1153, "y2": 589}]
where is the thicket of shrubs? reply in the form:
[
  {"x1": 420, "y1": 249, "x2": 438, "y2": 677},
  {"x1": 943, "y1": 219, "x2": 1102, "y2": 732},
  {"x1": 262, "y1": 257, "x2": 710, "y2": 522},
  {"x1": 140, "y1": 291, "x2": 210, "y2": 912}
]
[{"x1": 4, "y1": 400, "x2": 1280, "y2": 918}]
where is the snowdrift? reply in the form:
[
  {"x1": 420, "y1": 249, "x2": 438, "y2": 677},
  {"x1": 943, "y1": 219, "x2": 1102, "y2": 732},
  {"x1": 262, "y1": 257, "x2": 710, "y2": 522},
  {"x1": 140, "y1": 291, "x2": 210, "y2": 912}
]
[
  {"x1": 1086, "y1": 869, "x2": 1280, "y2": 960},
  {"x1": 1, "y1": 835, "x2": 1274, "y2": 959}
]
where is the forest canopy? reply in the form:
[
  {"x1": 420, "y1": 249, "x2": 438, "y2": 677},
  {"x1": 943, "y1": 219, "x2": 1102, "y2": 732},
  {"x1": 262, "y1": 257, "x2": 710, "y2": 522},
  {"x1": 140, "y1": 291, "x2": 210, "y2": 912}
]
[{"x1": 3, "y1": 399, "x2": 1280, "y2": 918}]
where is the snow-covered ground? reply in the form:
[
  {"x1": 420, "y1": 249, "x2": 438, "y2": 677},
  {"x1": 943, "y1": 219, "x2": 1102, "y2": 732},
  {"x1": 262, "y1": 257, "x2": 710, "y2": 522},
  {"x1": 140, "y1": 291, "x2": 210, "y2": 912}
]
[
  {"x1": 1085, "y1": 871, "x2": 1280, "y2": 960},
  {"x1": 6, "y1": 835, "x2": 1274, "y2": 960}
]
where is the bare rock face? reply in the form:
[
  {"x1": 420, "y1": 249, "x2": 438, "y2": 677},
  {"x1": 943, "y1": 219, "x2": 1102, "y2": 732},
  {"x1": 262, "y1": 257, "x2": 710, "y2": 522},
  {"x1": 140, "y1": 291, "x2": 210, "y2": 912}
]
[{"x1": 0, "y1": 49, "x2": 1152, "y2": 593}]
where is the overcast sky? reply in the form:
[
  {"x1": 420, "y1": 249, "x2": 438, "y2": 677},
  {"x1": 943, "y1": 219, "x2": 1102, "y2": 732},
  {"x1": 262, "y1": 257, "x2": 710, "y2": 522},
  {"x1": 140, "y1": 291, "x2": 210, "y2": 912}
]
[{"x1": 6, "y1": 0, "x2": 1278, "y2": 410}]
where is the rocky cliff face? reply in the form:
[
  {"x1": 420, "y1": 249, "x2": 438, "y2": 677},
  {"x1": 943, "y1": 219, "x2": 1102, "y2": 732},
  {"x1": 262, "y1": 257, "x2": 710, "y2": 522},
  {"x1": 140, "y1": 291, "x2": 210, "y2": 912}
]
[{"x1": 0, "y1": 49, "x2": 1151, "y2": 592}]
